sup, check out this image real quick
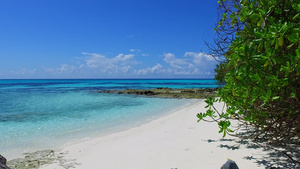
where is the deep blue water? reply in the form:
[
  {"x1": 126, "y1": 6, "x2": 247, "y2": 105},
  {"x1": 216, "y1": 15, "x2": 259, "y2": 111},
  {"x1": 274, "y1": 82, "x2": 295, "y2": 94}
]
[{"x1": 0, "y1": 79, "x2": 218, "y2": 158}]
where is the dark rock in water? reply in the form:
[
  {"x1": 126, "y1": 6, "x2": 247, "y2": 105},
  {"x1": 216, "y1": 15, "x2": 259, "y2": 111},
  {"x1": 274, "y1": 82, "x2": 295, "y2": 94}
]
[
  {"x1": 7, "y1": 150, "x2": 55, "y2": 169},
  {"x1": 221, "y1": 160, "x2": 239, "y2": 169},
  {"x1": 99, "y1": 88, "x2": 218, "y2": 99},
  {"x1": 0, "y1": 154, "x2": 11, "y2": 169},
  {"x1": 0, "y1": 155, "x2": 7, "y2": 165}
]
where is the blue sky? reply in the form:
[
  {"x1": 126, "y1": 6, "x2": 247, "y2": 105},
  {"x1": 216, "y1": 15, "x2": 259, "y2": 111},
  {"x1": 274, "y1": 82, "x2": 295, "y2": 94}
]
[{"x1": 0, "y1": 0, "x2": 219, "y2": 79}]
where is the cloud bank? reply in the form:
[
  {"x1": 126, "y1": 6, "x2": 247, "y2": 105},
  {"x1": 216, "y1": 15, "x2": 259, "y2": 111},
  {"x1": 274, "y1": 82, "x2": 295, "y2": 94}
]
[{"x1": 7, "y1": 51, "x2": 218, "y2": 79}]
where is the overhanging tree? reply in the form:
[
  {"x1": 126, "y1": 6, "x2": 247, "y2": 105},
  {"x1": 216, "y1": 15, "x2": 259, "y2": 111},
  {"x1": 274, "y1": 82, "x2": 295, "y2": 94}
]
[{"x1": 198, "y1": 0, "x2": 300, "y2": 159}]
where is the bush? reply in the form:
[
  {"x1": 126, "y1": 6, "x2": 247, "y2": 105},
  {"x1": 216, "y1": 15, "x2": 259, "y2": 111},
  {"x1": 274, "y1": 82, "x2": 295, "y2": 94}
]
[{"x1": 198, "y1": 0, "x2": 300, "y2": 146}]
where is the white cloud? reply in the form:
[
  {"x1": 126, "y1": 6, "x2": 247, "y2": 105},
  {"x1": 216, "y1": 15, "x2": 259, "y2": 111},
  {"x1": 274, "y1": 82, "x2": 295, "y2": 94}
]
[
  {"x1": 12, "y1": 68, "x2": 36, "y2": 75},
  {"x1": 82, "y1": 52, "x2": 106, "y2": 68},
  {"x1": 114, "y1": 54, "x2": 134, "y2": 62},
  {"x1": 162, "y1": 53, "x2": 198, "y2": 75},
  {"x1": 163, "y1": 53, "x2": 188, "y2": 69},
  {"x1": 41, "y1": 64, "x2": 81, "y2": 78},
  {"x1": 132, "y1": 52, "x2": 216, "y2": 77},
  {"x1": 121, "y1": 66, "x2": 131, "y2": 73},
  {"x1": 157, "y1": 52, "x2": 216, "y2": 77},
  {"x1": 129, "y1": 49, "x2": 141, "y2": 52},
  {"x1": 10, "y1": 51, "x2": 216, "y2": 79},
  {"x1": 129, "y1": 49, "x2": 149, "y2": 57},
  {"x1": 59, "y1": 64, "x2": 75, "y2": 73},
  {"x1": 136, "y1": 63, "x2": 163, "y2": 75},
  {"x1": 81, "y1": 52, "x2": 136, "y2": 75},
  {"x1": 82, "y1": 52, "x2": 134, "y2": 69},
  {"x1": 184, "y1": 52, "x2": 215, "y2": 65}
]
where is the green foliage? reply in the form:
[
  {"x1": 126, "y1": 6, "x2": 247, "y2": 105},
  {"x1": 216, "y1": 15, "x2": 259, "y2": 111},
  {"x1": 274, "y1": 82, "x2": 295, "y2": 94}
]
[{"x1": 199, "y1": 0, "x2": 300, "y2": 144}]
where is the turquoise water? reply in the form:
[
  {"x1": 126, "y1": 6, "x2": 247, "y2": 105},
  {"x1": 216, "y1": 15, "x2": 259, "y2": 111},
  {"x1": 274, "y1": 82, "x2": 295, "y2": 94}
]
[{"x1": 0, "y1": 79, "x2": 218, "y2": 158}]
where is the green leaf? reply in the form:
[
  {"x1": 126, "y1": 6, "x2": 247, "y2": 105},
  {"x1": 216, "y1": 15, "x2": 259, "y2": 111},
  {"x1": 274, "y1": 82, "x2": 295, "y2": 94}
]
[
  {"x1": 206, "y1": 109, "x2": 215, "y2": 117},
  {"x1": 222, "y1": 13, "x2": 227, "y2": 18},
  {"x1": 258, "y1": 9, "x2": 265, "y2": 15},
  {"x1": 227, "y1": 128, "x2": 234, "y2": 133},
  {"x1": 278, "y1": 35, "x2": 284, "y2": 46},
  {"x1": 222, "y1": 130, "x2": 226, "y2": 137},
  {"x1": 250, "y1": 1, "x2": 255, "y2": 8},
  {"x1": 260, "y1": 0, "x2": 268, "y2": 7},
  {"x1": 264, "y1": 60, "x2": 269, "y2": 67},
  {"x1": 288, "y1": 33, "x2": 299, "y2": 43},
  {"x1": 257, "y1": 18, "x2": 264, "y2": 27},
  {"x1": 254, "y1": 31, "x2": 261, "y2": 37},
  {"x1": 293, "y1": 13, "x2": 300, "y2": 20},
  {"x1": 252, "y1": 13, "x2": 262, "y2": 21},
  {"x1": 296, "y1": 48, "x2": 300, "y2": 59},
  {"x1": 271, "y1": 38, "x2": 276, "y2": 45},
  {"x1": 197, "y1": 113, "x2": 204, "y2": 122},
  {"x1": 232, "y1": 89, "x2": 237, "y2": 96},
  {"x1": 236, "y1": 47, "x2": 245, "y2": 52},
  {"x1": 287, "y1": 43, "x2": 295, "y2": 49}
]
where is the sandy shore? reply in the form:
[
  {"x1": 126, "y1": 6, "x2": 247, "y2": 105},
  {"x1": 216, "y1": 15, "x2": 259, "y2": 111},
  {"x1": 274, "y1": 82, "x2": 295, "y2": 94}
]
[{"x1": 39, "y1": 100, "x2": 269, "y2": 169}]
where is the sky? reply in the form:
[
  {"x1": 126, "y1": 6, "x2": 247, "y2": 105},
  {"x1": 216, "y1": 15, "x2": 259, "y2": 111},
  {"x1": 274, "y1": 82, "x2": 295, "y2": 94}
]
[{"x1": 0, "y1": 0, "x2": 219, "y2": 79}]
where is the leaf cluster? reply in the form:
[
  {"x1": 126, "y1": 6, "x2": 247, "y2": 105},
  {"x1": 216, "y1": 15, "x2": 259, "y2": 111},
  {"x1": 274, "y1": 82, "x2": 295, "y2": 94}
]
[{"x1": 199, "y1": 0, "x2": 300, "y2": 147}]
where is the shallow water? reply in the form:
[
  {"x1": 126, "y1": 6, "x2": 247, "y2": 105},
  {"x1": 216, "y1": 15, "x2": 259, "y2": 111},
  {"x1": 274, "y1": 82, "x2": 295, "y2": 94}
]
[{"x1": 0, "y1": 79, "x2": 217, "y2": 158}]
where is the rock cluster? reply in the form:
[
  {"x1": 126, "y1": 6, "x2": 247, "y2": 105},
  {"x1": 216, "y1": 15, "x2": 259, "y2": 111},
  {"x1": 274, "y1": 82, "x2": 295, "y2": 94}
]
[
  {"x1": 0, "y1": 154, "x2": 11, "y2": 169},
  {"x1": 221, "y1": 159, "x2": 239, "y2": 169},
  {"x1": 99, "y1": 88, "x2": 218, "y2": 99},
  {"x1": 6, "y1": 150, "x2": 56, "y2": 169},
  {"x1": 6, "y1": 150, "x2": 79, "y2": 169}
]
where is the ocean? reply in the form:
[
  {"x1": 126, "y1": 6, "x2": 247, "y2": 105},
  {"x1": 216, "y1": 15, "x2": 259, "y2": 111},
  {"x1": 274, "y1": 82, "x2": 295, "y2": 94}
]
[{"x1": 0, "y1": 79, "x2": 218, "y2": 158}]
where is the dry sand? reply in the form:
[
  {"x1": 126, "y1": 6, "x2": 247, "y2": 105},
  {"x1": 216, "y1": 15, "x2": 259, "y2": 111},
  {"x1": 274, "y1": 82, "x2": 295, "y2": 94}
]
[{"x1": 40, "y1": 100, "x2": 270, "y2": 169}]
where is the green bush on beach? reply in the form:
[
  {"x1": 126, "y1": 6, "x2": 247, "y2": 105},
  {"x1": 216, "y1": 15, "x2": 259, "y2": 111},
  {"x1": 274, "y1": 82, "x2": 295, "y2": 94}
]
[{"x1": 198, "y1": 0, "x2": 300, "y2": 153}]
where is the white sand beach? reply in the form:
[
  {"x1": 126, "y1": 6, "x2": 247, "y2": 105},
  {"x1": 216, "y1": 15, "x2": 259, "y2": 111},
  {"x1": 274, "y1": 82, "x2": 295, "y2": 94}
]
[{"x1": 40, "y1": 100, "x2": 269, "y2": 169}]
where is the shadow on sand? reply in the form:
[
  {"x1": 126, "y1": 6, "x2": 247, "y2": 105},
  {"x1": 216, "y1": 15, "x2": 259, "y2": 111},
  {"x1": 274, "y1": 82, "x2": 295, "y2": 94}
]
[{"x1": 204, "y1": 137, "x2": 300, "y2": 169}]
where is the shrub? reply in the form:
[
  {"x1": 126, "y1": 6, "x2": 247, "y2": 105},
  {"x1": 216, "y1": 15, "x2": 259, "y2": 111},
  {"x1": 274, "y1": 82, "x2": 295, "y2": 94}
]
[{"x1": 199, "y1": 0, "x2": 300, "y2": 147}]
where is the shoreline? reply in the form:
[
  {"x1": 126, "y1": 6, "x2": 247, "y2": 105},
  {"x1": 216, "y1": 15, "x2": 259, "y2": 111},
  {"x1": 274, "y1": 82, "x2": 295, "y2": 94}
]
[
  {"x1": 59, "y1": 99, "x2": 200, "y2": 149},
  {"x1": 6, "y1": 100, "x2": 199, "y2": 168},
  {"x1": 8, "y1": 99, "x2": 272, "y2": 169},
  {"x1": 4, "y1": 98, "x2": 195, "y2": 159}
]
